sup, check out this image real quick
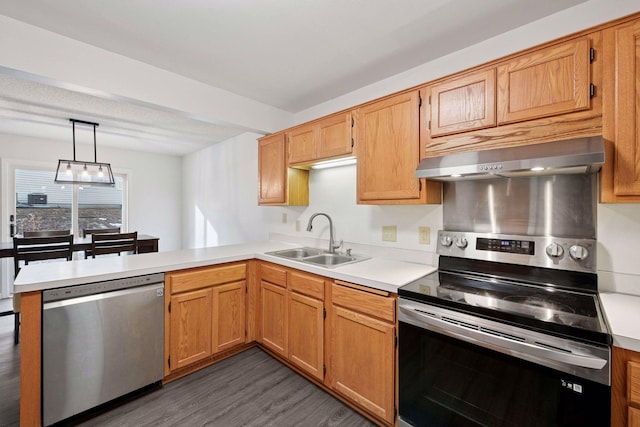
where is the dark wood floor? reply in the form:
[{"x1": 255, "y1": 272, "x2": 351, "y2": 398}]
[
  {"x1": 0, "y1": 308, "x2": 374, "y2": 427},
  {"x1": 0, "y1": 312, "x2": 19, "y2": 427}
]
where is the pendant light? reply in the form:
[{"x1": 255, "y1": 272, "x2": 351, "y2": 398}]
[{"x1": 54, "y1": 119, "x2": 115, "y2": 186}]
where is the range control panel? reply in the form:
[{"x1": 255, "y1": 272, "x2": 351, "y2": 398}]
[{"x1": 436, "y1": 230, "x2": 596, "y2": 273}]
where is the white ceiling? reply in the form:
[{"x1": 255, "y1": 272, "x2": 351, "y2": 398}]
[{"x1": 0, "y1": 0, "x2": 589, "y2": 155}]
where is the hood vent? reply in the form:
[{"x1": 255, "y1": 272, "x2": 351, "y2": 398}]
[{"x1": 416, "y1": 136, "x2": 604, "y2": 181}]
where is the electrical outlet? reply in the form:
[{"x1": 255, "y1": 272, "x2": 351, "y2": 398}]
[
  {"x1": 295, "y1": 220, "x2": 301, "y2": 232},
  {"x1": 382, "y1": 225, "x2": 397, "y2": 242},
  {"x1": 282, "y1": 213, "x2": 287, "y2": 224},
  {"x1": 418, "y1": 226, "x2": 430, "y2": 244}
]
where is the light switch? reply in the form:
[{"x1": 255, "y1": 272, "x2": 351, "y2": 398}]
[{"x1": 282, "y1": 213, "x2": 288, "y2": 224}]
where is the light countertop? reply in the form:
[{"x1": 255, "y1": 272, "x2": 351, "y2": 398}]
[
  {"x1": 13, "y1": 241, "x2": 436, "y2": 294},
  {"x1": 600, "y1": 292, "x2": 640, "y2": 353}
]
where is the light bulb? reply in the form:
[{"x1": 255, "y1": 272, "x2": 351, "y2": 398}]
[
  {"x1": 66, "y1": 162, "x2": 72, "y2": 176},
  {"x1": 98, "y1": 165, "x2": 104, "y2": 177},
  {"x1": 82, "y1": 164, "x2": 89, "y2": 177}
]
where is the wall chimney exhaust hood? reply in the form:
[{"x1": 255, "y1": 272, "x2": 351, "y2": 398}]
[{"x1": 415, "y1": 136, "x2": 604, "y2": 181}]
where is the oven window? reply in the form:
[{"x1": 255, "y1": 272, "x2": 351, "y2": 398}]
[{"x1": 399, "y1": 322, "x2": 610, "y2": 427}]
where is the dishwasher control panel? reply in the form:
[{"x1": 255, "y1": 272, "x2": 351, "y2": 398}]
[{"x1": 43, "y1": 272, "x2": 165, "y2": 302}]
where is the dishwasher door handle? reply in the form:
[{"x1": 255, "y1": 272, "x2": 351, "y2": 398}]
[{"x1": 43, "y1": 283, "x2": 163, "y2": 310}]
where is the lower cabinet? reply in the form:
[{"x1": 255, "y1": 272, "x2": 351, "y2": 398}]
[
  {"x1": 612, "y1": 346, "x2": 640, "y2": 427},
  {"x1": 260, "y1": 280, "x2": 288, "y2": 357},
  {"x1": 165, "y1": 262, "x2": 247, "y2": 375},
  {"x1": 329, "y1": 281, "x2": 397, "y2": 425}
]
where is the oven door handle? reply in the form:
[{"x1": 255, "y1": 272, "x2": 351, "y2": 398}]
[{"x1": 399, "y1": 305, "x2": 607, "y2": 370}]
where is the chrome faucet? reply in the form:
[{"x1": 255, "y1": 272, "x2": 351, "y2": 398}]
[{"x1": 306, "y1": 212, "x2": 342, "y2": 254}]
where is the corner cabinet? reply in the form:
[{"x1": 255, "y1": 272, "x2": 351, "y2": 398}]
[
  {"x1": 602, "y1": 18, "x2": 640, "y2": 202},
  {"x1": 612, "y1": 346, "x2": 640, "y2": 427},
  {"x1": 328, "y1": 281, "x2": 397, "y2": 425},
  {"x1": 356, "y1": 90, "x2": 440, "y2": 204},
  {"x1": 258, "y1": 133, "x2": 309, "y2": 206},
  {"x1": 164, "y1": 263, "x2": 247, "y2": 376}
]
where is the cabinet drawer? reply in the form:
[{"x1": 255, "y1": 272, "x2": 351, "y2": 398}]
[
  {"x1": 289, "y1": 271, "x2": 324, "y2": 300},
  {"x1": 630, "y1": 361, "x2": 640, "y2": 407},
  {"x1": 260, "y1": 263, "x2": 287, "y2": 287},
  {"x1": 169, "y1": 263, "x2": 246, "y2": 294},
  {"x1": 332, "y1": 282, "x2": 395, "y2": 323}
]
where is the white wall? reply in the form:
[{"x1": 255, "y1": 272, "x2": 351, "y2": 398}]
[
  {"x1": 0, "y1": 133, "x2": 182, "y2": 251},
  {"x1": 182, "y1": 132, "x2": 269, "y2": 249}
]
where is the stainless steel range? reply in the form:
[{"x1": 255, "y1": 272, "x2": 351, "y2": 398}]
[
  {"x1": 398, "y1": 168, "x2": 611, "y2": 427},
  {"x1": 398, "y1": 231, "x2": 611, "y2": 426}
]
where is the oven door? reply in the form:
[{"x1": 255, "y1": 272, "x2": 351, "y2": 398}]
[{"x1": 398, "y1": 300, "x2": 610, "y2": 427}]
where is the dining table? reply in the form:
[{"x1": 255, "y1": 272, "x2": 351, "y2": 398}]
[{"x1": 0, "y1": 234, "x2": 159, "y2": 258}]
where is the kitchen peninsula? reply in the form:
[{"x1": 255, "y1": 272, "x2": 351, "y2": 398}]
[{"x1": 14, "y1": 240, "x2": 436, "y2": 426}]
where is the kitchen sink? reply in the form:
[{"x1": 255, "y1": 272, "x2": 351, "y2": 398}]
[
  {"x1": 268, "y1": 247, "x2": 326, "y2": 259},
  {"x1": 266, "y1": 247, "x2": 369, "y2": 268}
]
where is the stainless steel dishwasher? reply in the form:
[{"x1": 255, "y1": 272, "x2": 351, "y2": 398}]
[{"x1": 42, "y1": 273, "x2": 165, "y2": 426}]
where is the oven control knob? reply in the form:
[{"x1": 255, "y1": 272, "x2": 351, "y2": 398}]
[
  {"x1": 455, "y1": 237, "x2": 468, "y2": 249},
  {"x1": 440, "y1": 235, "x2": 453, "y2": 247},
  {"x1": 545, "y1": 243, "x2": 564, "y2": 258},
  {"x1": 569, "y1": 245, "x2": 589, "y2": 261}
]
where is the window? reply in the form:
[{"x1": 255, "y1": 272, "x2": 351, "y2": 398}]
[{"x1": 14, "y1": 168, "x2": 125, "y2": 236}]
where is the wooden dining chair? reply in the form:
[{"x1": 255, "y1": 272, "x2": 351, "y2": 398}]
[
  {"x1": 91, "y1": 232, "x2": 138, "y2": 258},
  {"x1": 13, "y1": 234, "x2": 74, "y2": 344},
  {"x1": 82, "y1": 227, "x2": 121, "y2": 238},
  {"x1": 82, "y1": 227, "x2": 121, "y2": 258},
  {"x1": 23, "y1": 230, "x2": 71, "y2": 237}
]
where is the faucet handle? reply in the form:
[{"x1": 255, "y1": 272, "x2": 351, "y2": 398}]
[{"x1": 346, "y1": 248, "x2": 352, "y2": 256}]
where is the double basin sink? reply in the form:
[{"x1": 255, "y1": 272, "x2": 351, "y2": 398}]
[{"x1": 266, "y1": 247, "x2": 369, "y2": 268}]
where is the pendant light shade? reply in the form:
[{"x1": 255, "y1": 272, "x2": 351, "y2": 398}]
[{"x1": 54, "y1": 119, "x2": 115, "y2": 186}]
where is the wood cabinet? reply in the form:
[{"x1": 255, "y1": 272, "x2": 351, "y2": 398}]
[
  {"x1": 328, "y1": 281, "x2": 396, "y2": 424},
  {"x1": 258, "y1": 263, "x2": 325, "y2": 380},
  {"x1": 258, "y1": 133, "x2": 309, "y2": 206},
  {"x1": 429, "y1": 68, "x2": 496, "y2": 137},
  {"x1": 602, "y1": 18, "x2": 640, "y2": 202},
  {"x1": 288, "y1": 271, "x2": 325, "y2": 381},
  {"x1": 165, "y1": 263, "x2": 247, "y2": 375},
  {"x1": 356, "y1": 90, "x2": 440, "y2": 204},
  {"x1": 612, "y1": 346, "x2": 640, "y2": 427},
  {"x1": 169, "y1": 288, "x2": 212, "y2": 370},
  {"x1": 288, "y1": 112, "x2": 353, "y2": 165},
  {"x1": 497, "y1": 37, "x2": 591, "y2": 124},
  {"x1": 259, "y1": 263, "x2": 288, "y2": 357}
]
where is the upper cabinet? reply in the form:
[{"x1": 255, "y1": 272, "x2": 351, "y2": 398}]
[
  {"x1": 288, "y1": 112, "x2": 353, "y2": 166},
  {"x1": 497, "y1": 37, "x2": 591, "y2": 124},
  {"x1": 423, "y1": 35, "x2": 601, "y2": 157},
  {"x1": 429, "y1": 68, "x2": 496, "y2": 137},
  {"x1": 258, "y1": 133, "x2": 309, "y2": 206},
  {"x1": 601, "y1": 17, "x2": 640, "y2": 202},
  {"x1": 356, "y1": 91, "x2": 441, "y2": 205}
]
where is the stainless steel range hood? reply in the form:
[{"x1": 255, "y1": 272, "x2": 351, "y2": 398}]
[{"x1": 416, "y1": 136, "x2": 604, "y2": 181}]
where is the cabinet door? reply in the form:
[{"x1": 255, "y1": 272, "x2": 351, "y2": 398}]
[
  {"x1": 169, "y1": 288, "x2": 212, "y2": 371},
  {"x1": 630, "y1": 407, "x2": 640, "y2": 427},
  {"x1": 258, "y1": 133, "x2": 287, "y2": 204},
  {"x1": 497, "y1": 38, "x2": 590, "y2": 124},
  {"x1": 316, "y1": 112, "x2": 352, "y2": 159},
  {"x1": 288, "y1": 124, "x2": 316, "y2": 164},
  {"x1": 260, "y1": 281, "x2": 288, "y2": 357},
  {"x1": 612, "y1": 20, "x2": 640, "y2": 197},
  {"x1": 289, "y1": 291, "x2": 324, "y2": 381},
  {"x1": 430, "y1": 69, "x2": 496, "y2": 137},
  {"x1": 356, "y1": 91, "x2": 423, "y2": 203},
  {"x1": 330, "y1": 305, "x2": 395, "y2": 424},
  {"x1": 212, "y1": 280, "x2": 246, "y2": 353}
]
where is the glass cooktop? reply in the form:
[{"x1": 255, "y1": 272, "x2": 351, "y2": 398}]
[{"x1": 399, "y1": 263, "x2": 610, "y2": 345}]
